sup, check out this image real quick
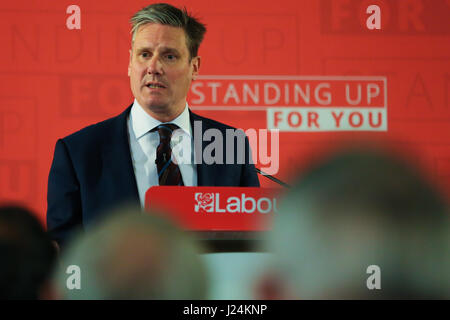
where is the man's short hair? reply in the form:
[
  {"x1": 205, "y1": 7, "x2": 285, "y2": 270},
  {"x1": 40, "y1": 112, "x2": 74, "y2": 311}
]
[{"x1": 130, "y1": 3, "x2": 207, "y2": 59}]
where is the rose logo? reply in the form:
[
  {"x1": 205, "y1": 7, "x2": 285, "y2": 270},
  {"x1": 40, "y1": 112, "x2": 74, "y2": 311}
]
[{"x1": 195, "y1": 193, "x2": 214, "y2": 212}]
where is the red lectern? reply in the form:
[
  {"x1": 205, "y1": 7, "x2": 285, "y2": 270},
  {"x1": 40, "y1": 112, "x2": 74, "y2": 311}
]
[{"x1": 145, "y1": 187, "x2": 281, "y2": 251}]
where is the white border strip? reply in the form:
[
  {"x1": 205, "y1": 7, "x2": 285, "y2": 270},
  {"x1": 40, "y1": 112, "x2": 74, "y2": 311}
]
[
  {"x1": 191, "y1": 75, "x2": 388, "y2": 112},
  {"x1": 190, "y1": 106, "x2": 387, "y2": 111},
  {"x1": 196, "y1": 75, "x2": 388, "y2": 81}
]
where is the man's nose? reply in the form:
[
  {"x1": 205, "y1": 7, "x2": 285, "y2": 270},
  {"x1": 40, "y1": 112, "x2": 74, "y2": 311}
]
[{"x1": 147, "y1": 55, "x2": 163, "y2": 75}]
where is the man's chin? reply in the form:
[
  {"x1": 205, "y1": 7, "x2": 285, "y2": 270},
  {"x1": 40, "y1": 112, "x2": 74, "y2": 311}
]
[
  {"x1": 139, "y1": 99, "x2": 169, "y2": 112},
  {"x1": 138, "y1": 100, "x2": 172, "y2": 116}
]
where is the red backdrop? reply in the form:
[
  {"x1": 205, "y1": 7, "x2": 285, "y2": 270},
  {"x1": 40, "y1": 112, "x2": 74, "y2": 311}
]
[{"x1": 0, "y1": 0, "x2": 449, "y2": 224}]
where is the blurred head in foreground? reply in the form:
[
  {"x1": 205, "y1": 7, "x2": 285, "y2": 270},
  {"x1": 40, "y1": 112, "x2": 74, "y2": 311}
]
[
  {"x1": 267, "y1": 148, "x2": 450, "y2": 299},
  {"x1": 54, "y1": 207, "x2": 208, "y2": 299},
  {"x1": 0, "y1": 205, "x2": 56, "y2": 299}
]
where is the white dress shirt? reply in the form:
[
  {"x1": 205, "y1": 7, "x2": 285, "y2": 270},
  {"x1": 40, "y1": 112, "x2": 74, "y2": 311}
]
[{"x1": 127, "y1": 99, "x2": 197, "y2": 207}]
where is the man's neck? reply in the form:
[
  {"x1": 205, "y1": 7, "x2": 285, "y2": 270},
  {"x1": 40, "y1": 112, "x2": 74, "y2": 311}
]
[{"x1": 142, "y1": 103, "x2": 186, "y2": 123}]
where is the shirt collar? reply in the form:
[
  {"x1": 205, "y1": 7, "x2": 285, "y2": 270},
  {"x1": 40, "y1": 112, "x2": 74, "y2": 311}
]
[{"x1": 130, "y1": 99, "x2": 192, "y2": 140}]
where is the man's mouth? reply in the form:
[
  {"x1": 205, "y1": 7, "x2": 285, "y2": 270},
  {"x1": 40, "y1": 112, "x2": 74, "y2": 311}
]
[{"x1": 145, "y1": 82, "x2": 166, "y2": 89}]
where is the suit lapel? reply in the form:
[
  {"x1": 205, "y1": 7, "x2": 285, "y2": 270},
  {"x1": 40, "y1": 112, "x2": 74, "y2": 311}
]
[
  {"x1": 190, "y1": 111, "x2": 216, "y2": 186},
  {"x1": 102, "y1": 105, "x2": 140, "y2": 203}
]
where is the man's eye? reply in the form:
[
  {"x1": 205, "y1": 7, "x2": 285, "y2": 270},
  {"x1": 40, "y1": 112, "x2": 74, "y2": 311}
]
[
  {"x1": 166, "y1": 54, "x2": 177, "y2": 60},
  {"x1": 141, "y1": 52, "x2": 150, "y2": 58}
]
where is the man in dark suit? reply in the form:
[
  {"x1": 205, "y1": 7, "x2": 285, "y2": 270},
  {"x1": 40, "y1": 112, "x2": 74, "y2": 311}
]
[{"x1": 47, "y1": 3, "x2": 259, "y2": 248}]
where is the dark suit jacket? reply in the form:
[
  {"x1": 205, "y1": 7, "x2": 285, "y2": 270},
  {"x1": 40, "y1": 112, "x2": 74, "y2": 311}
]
[{"x1": 47, "y1": 105, "x2": 260, "y2": 246}]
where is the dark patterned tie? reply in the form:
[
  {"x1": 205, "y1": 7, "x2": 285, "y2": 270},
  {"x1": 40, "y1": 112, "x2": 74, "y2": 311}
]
[{"x1": 153, "y1": 124, "x2": 184, "y2": 186}]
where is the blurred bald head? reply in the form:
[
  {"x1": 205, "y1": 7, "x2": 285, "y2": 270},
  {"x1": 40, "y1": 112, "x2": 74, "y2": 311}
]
[
  {"x1": 54, "y1": 206, "x2": 208, "y2": 299},
  {"x1": 269, "y1": 147, "x2": 450, "y2": 299}
]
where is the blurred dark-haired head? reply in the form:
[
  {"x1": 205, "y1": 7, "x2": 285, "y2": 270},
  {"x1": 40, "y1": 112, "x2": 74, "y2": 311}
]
[{"x1": 0, "y1": 205, "x2": 56, "y2": 299}]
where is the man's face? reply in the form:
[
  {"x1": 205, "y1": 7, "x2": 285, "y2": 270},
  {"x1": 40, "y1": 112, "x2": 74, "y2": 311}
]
[{"x1": 128, "y1": 23, "x2": 200, "y2": 120}]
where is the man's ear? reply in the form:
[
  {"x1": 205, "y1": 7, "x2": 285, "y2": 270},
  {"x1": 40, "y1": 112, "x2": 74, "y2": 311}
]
[
  {"x1": 191, "y1": 56, "x2": 201, "y2": 80},
  {"x1": 127, "y1": 49, "x2": 132, "y2": 77}
]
